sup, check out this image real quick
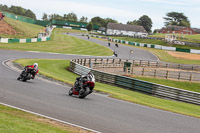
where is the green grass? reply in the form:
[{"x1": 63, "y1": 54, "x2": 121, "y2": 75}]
[
  {"x1": 146, "y1": 48, "x2": 200, "y2": 65},
  {"x1": 132, "y1": 76, "x2": 200, "y2": 93},
  {"x1": 149, "y1": 33, "x2": 200, "y2": 44},
  {"x1": 0, "y1": 104, "x2": 86, "y2": 133},
  {"x1": 1, "y1": 17, "x2": 44, "y2": 38},
  {"x1": 14, "y1": 59, "x2": 200, "y2": 118},
  {"x1": 0, "y1": 28, "x2": 113, "y2": 56}
]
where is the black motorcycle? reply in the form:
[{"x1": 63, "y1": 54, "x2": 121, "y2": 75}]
[{"x1": 17, "y1": 67, "x2": 35, "y2": 82}]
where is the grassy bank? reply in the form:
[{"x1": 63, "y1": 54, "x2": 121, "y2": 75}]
[
  {"x1": 14, "y1": 59, "x2": 200, "y2": 118},
  {"x1": 0, "y1": 104, "x2": 89, "y2": 133},
  {"x1": 0, "y1": 28, "x2": 113, "y2": 56},
  {"x1": 2, "y1": 17, "x2": 44, "y2": 38}
]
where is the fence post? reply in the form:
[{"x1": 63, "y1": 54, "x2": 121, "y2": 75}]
[
  {"x1": 178, "y1": 72, "x2": 181, "y2": 80},
  {"x1": 190, "y1": 74, "x2": 193, "y2": 81},
  {"x1": 84, "y1": 59, "x2": 86, "y2": 66},
  {"x1": 166, "y1": 71, "x2": 169, "y2": 79},
  {"x1": 89, "y1": 59, "x2": 91, "y2": 68},
  {"x1": 81, "y1": 59, "x2": 83, "y2": 65},
  {"x1": 142, "y1": 68, "x2": 145, "y2": 76},
  {"x1": 154, "y1": 69, "x2": 156, "y2": 77},
  {"x1": 148, "y1": 61, "x2": 150, "y2": 67}
]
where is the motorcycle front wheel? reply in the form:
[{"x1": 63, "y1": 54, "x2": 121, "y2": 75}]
[
  {"x1": 79, "y1": 87, "x2": 90, "y2": 99},
  {"x1": 68, "y1": 88, "x2": 73, "y2": 96}
]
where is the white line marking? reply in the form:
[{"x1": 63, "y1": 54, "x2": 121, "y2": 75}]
[
  {"x1": 1, "y1": 59, "x2": 101, "y2": 133},
  {"x1": 0, "y1": 102, "x2": 101, "y2": 133},
  {"x1": 27, "y1": 51, "x2": 115, "y2": 57}
]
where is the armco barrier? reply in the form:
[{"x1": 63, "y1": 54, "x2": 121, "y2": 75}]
[
  {"x1": 70, "y1": 59, "x2": 200, "y2": 105},
  {"x1": 89, "y1": 34, "x2": 200, "y2": 54},
  {"x1": 0, "y1": 37, "x2": 51, "y2": 43},
  {"x1": 0, "y1": 26, "x2": 53, "y2": 43}
]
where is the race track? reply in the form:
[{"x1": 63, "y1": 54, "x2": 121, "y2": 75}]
[{"x1": 0, "y1": 36, "x2": 199, "y2": 133}]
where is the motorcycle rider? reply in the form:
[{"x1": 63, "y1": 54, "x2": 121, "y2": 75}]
[
  {"x1": 18, "y1": 63, "x2": 39, "y2": 80},
  {"x1": 74, "y1": 72, "x2": 95, "y2": 92}
]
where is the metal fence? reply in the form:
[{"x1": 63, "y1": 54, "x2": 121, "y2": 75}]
[
  {"x1": 73, "y1": 58, "x2": 200, "y2": 71},
  {"x1": 130, "y1": 68, "x2": 200, "y2": 82},
  {"x1": 70, "y1": 59, "x2": 200, "y2": 105}
]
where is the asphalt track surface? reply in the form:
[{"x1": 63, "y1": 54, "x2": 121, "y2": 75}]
[
  {"x1": 0, "y1": 35, "x2": 200, "y2": 133},
  {"x1": 68, "y1": 33, "x2": 159, "y2": 61}
]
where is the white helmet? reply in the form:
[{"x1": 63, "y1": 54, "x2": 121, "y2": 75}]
[{"x1": 33, "y1": 63, "x2": 38, "y2": 67}]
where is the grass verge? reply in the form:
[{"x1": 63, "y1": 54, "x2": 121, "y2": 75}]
[
  {"x1": 132, "y1": 76, "x2": 200, "y2": 93},
  {"x1": 0, "y1": 28, "x2": 113, "y2": 56},
  {"x1": 14, "y1": 59, "x2": 200, "y2": 118},
  {"x1": 0, "y1": 104, "x2": 91, "y2": 133}
]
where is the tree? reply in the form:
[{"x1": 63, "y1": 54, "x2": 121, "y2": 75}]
[
  {"x1": 104, "y1": 18, "x2": 118, "y2": 27},
  {"x1": 79, "y1": 16, "x2": 88, "y2": 23},
  {"x1": 163, "y1": 12, "x2": 190, "y2": 27},
  {"x1": 86, "y1": 22, "x2": 93, "y2": 31},
  {"x1": 25, "y1": 9, "x2": 36, "y2": 19},
  {"x1": 42, "y1": 13, "x2": 48, "y2": 21},
  {"x1": 0, "y1": 4, "x2": 10, "y2": 12},
  {"x1": 63, "y1": 12, "x2": 77, "y2": 22},
  {"x1": 127, "y1": 20, "x2": 139, "y2": 25},
  {"x1": 90, "y1": 16, "x2": 106, "y2": 27},
  {"x1": 48, "y1": 13, "x2": 63, "y2": 20},
  {"x1": 179, "y1": 20, "x2": 190, "y2": 27},
  {"x1": 0, "y1": 4, "x2": 36, "y2": 19},
  {"x1": 137, "y1": 15, "x2": 152, "y2": 33}
]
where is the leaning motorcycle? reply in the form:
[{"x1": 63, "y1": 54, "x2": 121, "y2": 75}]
[
  {"x1": 17, "y1": 67, "x2": 35, "y2": 82},
  {"x1": 69, "y1": 76, "x2": 95, "y2": 98}
]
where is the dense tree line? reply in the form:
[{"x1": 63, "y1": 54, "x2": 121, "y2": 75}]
[
  {"x1": 0, "y1": 4, "x2": 36, "y2": 19},
  {"x1": 0, "y1": 4, "x2": 191, "y2": 32},
  {"x1": 42, "y1": 12, "x2": 81, "y2": 22}
]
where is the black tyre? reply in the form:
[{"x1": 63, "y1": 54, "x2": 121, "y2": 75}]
[
  {"x1": 22, "y1": 77, "x2": 27, "y2": 82},
  {"x1": 79, "y1": 87, "x2": 90, "y2": 99},
  {"x1": 68, "y1": 88, "x2": 73, "y2": 96}
]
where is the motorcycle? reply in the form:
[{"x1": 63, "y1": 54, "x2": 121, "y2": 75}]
[
  {"x1": 17, "y1": 67, "x2": 35, "y2": 82},
  {"x1": 69, "y1": 76, "x2": 95, "y2": 98}
]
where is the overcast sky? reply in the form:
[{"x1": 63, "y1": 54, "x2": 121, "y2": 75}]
[{"x1": 1, "y1": 0, "x2": 200, "y2": 30}]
